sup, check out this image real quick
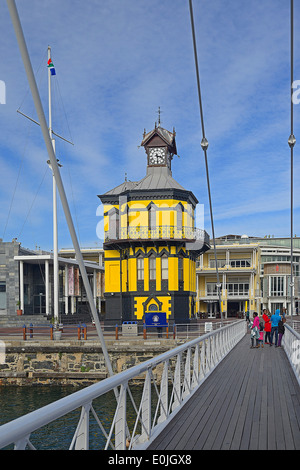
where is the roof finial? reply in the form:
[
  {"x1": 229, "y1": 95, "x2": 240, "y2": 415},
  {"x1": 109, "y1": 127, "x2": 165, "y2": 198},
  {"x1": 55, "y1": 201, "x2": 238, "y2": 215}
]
[
  {"x1": 125, "y1": 172, "x2": 127, "y2": 182},
  {"x1": 157, "y1": 106, "x2": 162, "y2": 127}
]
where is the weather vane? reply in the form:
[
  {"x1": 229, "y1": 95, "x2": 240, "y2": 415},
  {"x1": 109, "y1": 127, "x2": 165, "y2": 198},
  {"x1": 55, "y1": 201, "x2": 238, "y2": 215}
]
[{"x1": 157, "y1": 106, "x2": 162, "y2": 126}]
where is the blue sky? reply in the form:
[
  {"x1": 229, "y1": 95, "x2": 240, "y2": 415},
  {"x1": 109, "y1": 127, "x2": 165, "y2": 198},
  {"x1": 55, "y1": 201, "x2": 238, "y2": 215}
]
[{"x1": 0, "y1": 0, "x2": 299, "y2": 251}]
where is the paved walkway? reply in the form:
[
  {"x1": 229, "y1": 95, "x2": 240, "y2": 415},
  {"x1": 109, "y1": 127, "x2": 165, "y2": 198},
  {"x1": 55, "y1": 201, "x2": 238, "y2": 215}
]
[{"x1": 148, "y1": 333, "x2": 300, "y2": 450}]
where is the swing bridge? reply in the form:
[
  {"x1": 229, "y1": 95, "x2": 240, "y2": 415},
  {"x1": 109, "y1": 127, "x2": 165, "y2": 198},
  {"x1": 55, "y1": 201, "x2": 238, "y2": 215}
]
[
  {"x1": 1, "y1": 0, "x2": 300, "y2": 451},
  {"x1": 0, "y1": 319, "x2": 299, "y2": 450}
]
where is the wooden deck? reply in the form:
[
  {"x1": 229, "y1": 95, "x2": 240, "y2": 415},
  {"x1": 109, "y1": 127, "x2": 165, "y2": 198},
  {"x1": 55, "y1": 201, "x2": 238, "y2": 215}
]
[{"x1": 148, "y1": 332, "x2": 300, "y2": 450}]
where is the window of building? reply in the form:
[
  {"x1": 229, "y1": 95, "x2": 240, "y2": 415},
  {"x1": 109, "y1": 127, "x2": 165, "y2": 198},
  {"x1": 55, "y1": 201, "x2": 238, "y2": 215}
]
[
  {"x1": 149, "y1": 254, "x2": 156, "y2": 280},
  {"x1": 176, "y1": 205, "x2": 183, "y2": 232},
  {"x1": 226, "y1": 282, "x2": 249, "y2": 296},
  {"x1": 0, "y1": 281, "x2": 6, "y2": 309},
  {"x1": 270, "y1": 276, "x2": 284, "y2": 296},
  {"x1": 230, "y1": 259, "x2": 251, "y2": 268},
  {"x1": 178, "y1": 257, "x2": 184, "y2": 282},
  {"x1": 206, "y1": 282, "x2": 218, "y2": 295},
  {"x1": 161, "y1": 255, "x2": 168, "y2": 280},
  {"x1": 109, "y1": 209, "x2": 119, "y2": 240},
  {"x1": 137, "y1": 256, "x2": 144, "y2": 281},
  {"x1": 209, "y1": 258, "x2": 226, "y2": 268},
  {"x1": 148, "y1": 205, "x2": 156, "y2": 230}
]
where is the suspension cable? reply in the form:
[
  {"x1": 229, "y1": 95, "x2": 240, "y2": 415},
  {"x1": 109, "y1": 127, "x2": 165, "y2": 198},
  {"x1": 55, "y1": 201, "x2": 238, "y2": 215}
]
[
  {"x1": 288, "y1": 0, "x2": 296, "y2": 319},
  {"x1": 188, "y1": 0, "x2": 223, "y2": 324}
]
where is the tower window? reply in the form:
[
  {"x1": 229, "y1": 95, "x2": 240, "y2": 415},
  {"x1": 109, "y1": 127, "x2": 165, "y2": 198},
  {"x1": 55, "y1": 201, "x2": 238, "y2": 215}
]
[
  {"x1": 161, "y1": 255, "x2": 168, "y2": 280},
  {"x1": 109, "y1": 209, "x2": 119, "y2": 240},
  {"x1": 149, "y1": 254, "x2": 156, "y2": 280},
  {"x1": 137, "y1": 256, "x2": 144, "y2": 281},
  {"x1": 148, "y1": 205, "x2": 156, "y2": 230},
  {"x1": 178, "y1": 257, "x2": 184, "y2": 282}
]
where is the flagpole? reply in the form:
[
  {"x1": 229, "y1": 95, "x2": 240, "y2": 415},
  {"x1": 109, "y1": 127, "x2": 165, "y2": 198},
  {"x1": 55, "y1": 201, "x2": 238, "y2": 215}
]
[
  {"x1": 5, "y1": 0, "x2": 116, "y2": 379},
  {"x1": 47, "y1": 45, "x2": 59, "y2": 325}
]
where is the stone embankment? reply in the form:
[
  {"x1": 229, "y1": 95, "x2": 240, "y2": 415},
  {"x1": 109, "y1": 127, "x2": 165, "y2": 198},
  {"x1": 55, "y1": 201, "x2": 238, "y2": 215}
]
[{"x1": 0, "y1": 338, "x2": 182, "y2": 386}]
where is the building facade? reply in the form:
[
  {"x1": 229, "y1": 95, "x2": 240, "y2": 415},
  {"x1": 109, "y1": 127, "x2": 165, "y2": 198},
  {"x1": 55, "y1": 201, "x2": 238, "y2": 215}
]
[
  {"x1": 98, "y1": 124, "x2": 210, "y2": 325},
  {"x1": 196, "y1": 235, "x2": 300, "y2": 318},
  {"x1": 0, "y1": 238, "x2": 104, "y2": 319}
]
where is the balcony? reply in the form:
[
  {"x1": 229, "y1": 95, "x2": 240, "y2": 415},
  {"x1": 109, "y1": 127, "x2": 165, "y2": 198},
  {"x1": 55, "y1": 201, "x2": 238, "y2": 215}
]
[
  {"x1": 104, "y1": 225, "x2": 210, "y2": 252},
  {"x1": 198, "y1": 288, "x2": 250, "y2": 300}
]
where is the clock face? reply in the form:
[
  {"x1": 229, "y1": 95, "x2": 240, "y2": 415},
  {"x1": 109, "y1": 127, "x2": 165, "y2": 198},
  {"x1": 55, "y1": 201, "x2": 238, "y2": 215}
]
[{"x1": 149, "y1": 147, "x2": 165, "y2": 165}]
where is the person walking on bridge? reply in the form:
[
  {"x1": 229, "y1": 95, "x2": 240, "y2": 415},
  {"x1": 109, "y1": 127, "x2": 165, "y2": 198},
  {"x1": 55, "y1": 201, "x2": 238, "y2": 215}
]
[
  {"x1": 270, "y1": 309, "x2": 281, "y2": 347},
  {"x1": 263, "y1": 309, "x2": 271, "y2": 344}
]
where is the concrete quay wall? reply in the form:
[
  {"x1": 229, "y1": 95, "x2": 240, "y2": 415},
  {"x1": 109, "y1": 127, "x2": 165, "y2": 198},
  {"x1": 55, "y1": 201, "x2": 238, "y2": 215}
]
[{"x1": 0, "y1": 338, "x2": 182, "y2": 386}]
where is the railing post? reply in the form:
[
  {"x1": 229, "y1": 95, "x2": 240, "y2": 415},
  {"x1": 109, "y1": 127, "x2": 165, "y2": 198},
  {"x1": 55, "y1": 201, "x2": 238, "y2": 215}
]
[
  {"x1": 115, "y1": 383, "x2": 127, "y2": 450},
  {"x1": 73, "y1": 402, "x2": 91, "y2": 450},
  {"x1": 158, "y1": 360, "x2": 169, "y2": 424},
  {"x1": 115, "y1": 324, "x2": 119, "y2": 340},
  {"x1": 173, "y1": 324, "x2": 176, "y2": 339},
  {"x1": 50, "y1": 324, "x2": 53, "y2": 340},
  {"x1": 140, "y1": 370, "x2": 151, "y2": 442},
  {"x1": 77, "y1": 324, "x2": 81, "y2": 340},
  {"x1": 172, "y1": 353, "x2": 182, "y2": 411},
  {"x1": 22, "y1": 324, "x2": 26, "y2": 341},
  {"x1": 143, "y1": 324, "x2": 147, "y2": 339},
  {"x1": 82, "y1": 323, "x2": 87, "y2": 340}
]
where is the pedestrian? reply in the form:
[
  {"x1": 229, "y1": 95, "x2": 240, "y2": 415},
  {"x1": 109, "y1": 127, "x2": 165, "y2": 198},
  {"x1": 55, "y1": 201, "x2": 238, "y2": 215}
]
[
  {"x1": 262, "y1": 309, "x2": 271, "y2": 344},
  {"x1": 277, "y1": 317, "x2": 286, "y2": 347},
  {"x1": 270, "y1": 309, "x2": 281, "y2": 346},
  {"x1": 257, "y1": 317, "x2": 264, "y2": 348},
  {"x1": 281, "y1": 307, "x2": 287, "y2": 319},
  {"x1": 250, "y1": 312, "x2": 260, "y2": 348}
]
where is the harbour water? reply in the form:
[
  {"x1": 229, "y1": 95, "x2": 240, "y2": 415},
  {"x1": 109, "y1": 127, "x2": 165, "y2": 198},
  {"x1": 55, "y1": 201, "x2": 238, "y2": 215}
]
[{"x1": 0, "y1": 385, "x2": 139, "y2": 450}]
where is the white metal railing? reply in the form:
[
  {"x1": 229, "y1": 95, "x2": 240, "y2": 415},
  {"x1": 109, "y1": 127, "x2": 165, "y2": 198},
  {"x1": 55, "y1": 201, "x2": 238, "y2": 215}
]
[
  {"x1": 0, "y1": 320, "x2": 246, "y2": 450},
  {"x1": 283, "y1": 324, "x2": 300, "y2": 386}
]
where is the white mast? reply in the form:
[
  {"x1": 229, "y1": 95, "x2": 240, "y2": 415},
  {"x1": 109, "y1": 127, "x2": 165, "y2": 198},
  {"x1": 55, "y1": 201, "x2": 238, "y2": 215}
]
[
  {"x1": 47, "y1": 45, "x2": 59, "y2": 325},
  {"x1": 6, "y1": 0, "x2": 115, "y2": 378}
]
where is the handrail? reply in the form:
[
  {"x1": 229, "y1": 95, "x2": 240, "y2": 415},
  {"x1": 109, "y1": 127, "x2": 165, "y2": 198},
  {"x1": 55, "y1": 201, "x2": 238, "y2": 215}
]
[
  {"x1": 0, "y1": 320, "x2": 246, "y2": 450},
  {"x1": 283, "y1": 324, "x2": 300, "y2": 386}
]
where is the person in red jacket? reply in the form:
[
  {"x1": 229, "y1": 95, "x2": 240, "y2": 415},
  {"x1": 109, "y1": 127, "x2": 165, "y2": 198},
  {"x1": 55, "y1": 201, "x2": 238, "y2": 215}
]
[{"x1": 263, "y1": 308, "x2": 271, "y2": 344}]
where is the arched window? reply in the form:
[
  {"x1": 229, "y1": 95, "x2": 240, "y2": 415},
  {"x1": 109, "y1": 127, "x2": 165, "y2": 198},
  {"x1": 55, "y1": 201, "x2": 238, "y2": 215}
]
[
  {"x1": 109, "y1": 208, "x2": 119, "y2": 240},
  {"x1": 149, "y1": 254, "x2": 156, "y2": 280},
  {"x1": 161, "y1": 254, "x2": 168, "y2": 280},
  {"x1": 137, "y1": 255, "x2": 144, "y2": 281},
  {"x1": 176, "y1": 204, "x2": 183, "y2": 237},
  {"x1": 148, "y1": 204, "x2": 156, "y2": 230}
]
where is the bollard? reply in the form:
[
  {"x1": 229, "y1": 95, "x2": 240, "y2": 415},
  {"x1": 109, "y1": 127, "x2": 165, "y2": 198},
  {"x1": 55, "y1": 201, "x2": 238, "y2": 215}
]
[
  {"x1": 29, "y1": 323, "x2": 33, "y2": 339},
  {"x1": 77, "y1": 324, "x2": 81, "y2": 340},
  {"x1": 173, "y1": 324, "x2": 176, "y2": 340},
  {"x1": 115, "y1": 324, "x2": 119, "y2": 340},
  {"x1": 50, "y1": 324, "x2": 53, "y2": 340},
  {"x1": 23, "y1": 324, "x2": 26, "y2": 341},
  {"x1": 166, "y1": 325, "x2": 169, "y2": 339},
  {"x1": 143, "y1": 324, "x2": 147, "y2": 340},
  {"x1": 82, "y1": 323, "x2": 87, "y2": 340}
]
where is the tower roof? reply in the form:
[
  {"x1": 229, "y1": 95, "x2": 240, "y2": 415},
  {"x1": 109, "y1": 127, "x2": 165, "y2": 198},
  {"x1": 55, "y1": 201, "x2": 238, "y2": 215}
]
[{"x1": 141, "y1": 125, "x2": 177, "y2": 155}]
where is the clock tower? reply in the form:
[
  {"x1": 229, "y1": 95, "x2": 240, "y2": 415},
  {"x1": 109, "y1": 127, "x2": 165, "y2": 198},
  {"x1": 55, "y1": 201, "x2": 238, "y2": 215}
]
[
  {"x1": 98, "y1": 123, "x2": 210, "y2": 326},
  {"x1": 144, "y1": 123, "x2": 177, "y2": 170}
]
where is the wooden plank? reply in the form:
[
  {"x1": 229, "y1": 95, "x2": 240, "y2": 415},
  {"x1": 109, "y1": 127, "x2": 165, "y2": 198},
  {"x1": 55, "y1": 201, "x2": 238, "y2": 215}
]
[{"x1": 148, "y1": 333, "x2": 300, "y2": 451}]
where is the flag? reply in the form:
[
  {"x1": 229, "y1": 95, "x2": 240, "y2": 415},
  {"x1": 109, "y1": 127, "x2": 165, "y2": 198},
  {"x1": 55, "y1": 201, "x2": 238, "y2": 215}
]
[{"x1": 47, "y1": 58, "x2": 56, "y2": 76}]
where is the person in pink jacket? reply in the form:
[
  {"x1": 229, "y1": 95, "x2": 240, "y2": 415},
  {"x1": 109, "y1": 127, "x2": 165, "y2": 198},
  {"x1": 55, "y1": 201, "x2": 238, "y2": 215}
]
[{"x1": 250, "y1": 312, "x2": 260, "y2": 348}]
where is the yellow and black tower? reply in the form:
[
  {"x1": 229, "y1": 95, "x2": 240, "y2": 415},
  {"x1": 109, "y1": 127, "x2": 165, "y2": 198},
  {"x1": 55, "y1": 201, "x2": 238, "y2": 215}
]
[{"x1": 98, "y1": 123, "x2": 210, "y2": 325}]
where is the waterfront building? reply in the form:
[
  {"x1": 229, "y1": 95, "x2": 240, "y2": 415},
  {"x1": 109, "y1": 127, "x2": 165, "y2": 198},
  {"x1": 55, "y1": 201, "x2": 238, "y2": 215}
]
[
  {"x1": 98, "y1": 123, "x2": 210, "y2": 325},
  {"x1": 196, "y1": 235, "x2": 300, "y2": 318},
  {"x1": 0, "y1": 238, "x2": 104, "y2": 320}
]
